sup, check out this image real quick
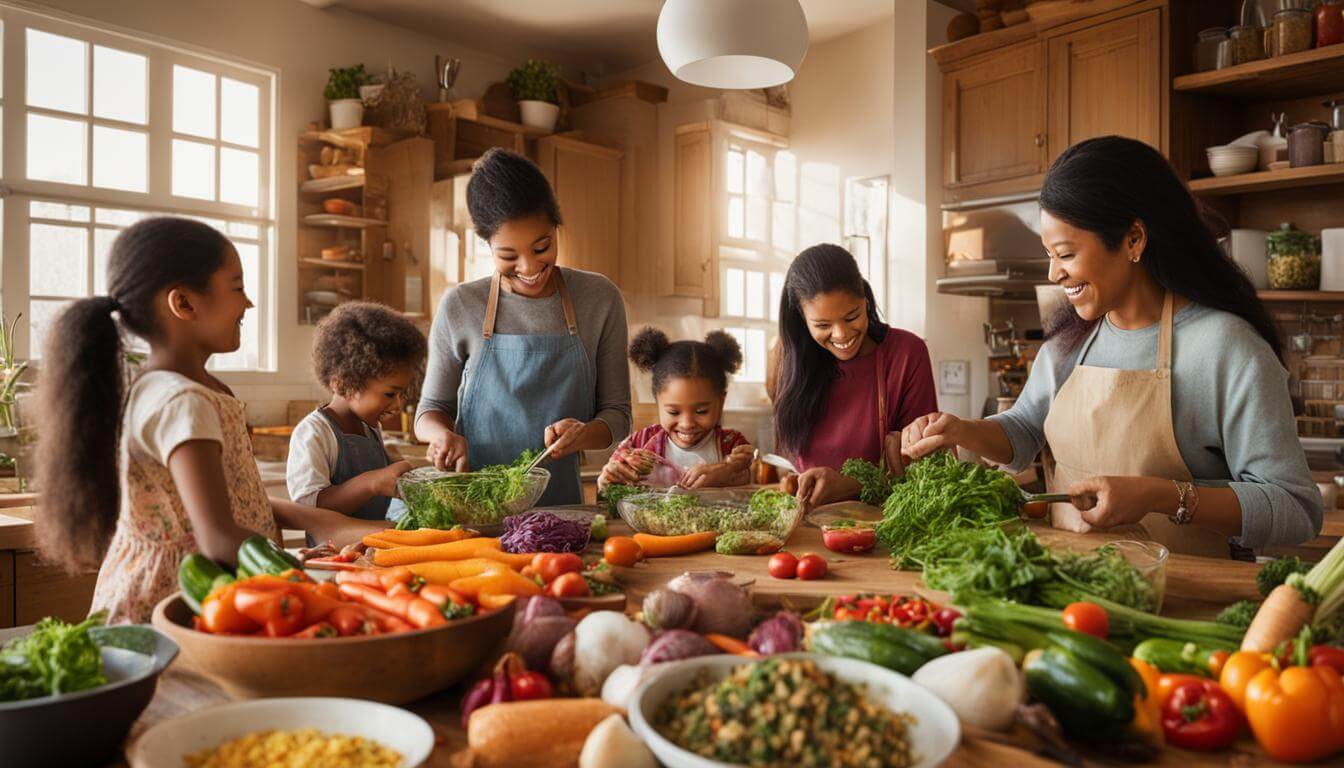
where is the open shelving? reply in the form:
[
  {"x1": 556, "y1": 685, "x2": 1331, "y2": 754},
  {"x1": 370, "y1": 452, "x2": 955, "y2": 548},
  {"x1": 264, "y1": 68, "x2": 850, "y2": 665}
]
[
  {"x1": 1173, "y1": 43, "x2": 1344, "y2": 101},
  {"x1": 1188, "y1": 164, "x2": 1344, "y2": 196}
]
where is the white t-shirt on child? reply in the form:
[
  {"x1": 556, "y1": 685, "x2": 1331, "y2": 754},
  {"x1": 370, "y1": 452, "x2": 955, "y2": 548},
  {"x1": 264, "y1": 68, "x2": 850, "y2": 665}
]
[{"x1": 663, "y1": 433, "x2": 721, "y2": 469}]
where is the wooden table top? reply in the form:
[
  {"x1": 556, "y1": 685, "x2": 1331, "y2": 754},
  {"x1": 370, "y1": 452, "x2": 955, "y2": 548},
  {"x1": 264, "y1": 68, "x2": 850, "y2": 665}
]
[{"x1": 113, "y1": 516, "x2": 1297, "y2": 767}]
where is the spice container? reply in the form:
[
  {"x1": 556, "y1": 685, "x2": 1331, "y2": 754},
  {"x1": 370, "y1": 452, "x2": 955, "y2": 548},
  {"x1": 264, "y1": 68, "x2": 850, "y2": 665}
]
[
  {"x1": 1319, "y1": 0, "x2": 1344, "y2": 46},
  {"x1": 1230, "y1": 25, "x2": 1266, "y2": 64},
  {"x1": 1267, "y1": 222, "x2": 1322, "y2": 289},
  {"x1": 1274, "y1": 8, "x2": 1314, "y2": 55},
  {"x1": 1216, "y1": 38, "x2": 1234, "y2": 69},
  {"x1": 1289, "y1": 121, "x2": 1331, "y2": 167},
  {"x1": 1194, "y1": 27, "x2": 1228, "y2": 71}
]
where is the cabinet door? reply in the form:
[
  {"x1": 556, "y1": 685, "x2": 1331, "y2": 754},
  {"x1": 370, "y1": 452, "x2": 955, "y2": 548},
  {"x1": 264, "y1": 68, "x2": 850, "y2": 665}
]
[
  {"x1": 538, "y1": 137, "x2": 622, "y2": 283},
  {"x1": 942, "y1": 42, "x2": 1047, "y2": 190},
  {"x1": 1047, "y1": 10, "x2": 1162, "y2": 161},
  {"x1": 672, "y1": 126, "x2": 713, "y2": 299}
]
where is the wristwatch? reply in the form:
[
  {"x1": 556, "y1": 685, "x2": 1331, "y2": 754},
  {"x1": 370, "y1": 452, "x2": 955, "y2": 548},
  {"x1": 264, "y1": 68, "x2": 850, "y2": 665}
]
[{"x1": 1170, "y1": 480, "x2": 1198, "y2": 525}]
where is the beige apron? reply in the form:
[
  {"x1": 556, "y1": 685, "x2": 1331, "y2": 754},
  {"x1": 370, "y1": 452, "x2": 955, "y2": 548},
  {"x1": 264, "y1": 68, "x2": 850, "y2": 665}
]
[{"x1": 1042, "y1": 293, "x2": 1229, "y2": 558}]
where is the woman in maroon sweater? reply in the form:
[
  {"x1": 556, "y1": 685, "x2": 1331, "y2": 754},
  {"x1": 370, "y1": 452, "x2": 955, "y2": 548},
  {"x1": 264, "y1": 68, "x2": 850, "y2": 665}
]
[{"x1": 771, "y1": 244, "x2": 937, "y2": 507}]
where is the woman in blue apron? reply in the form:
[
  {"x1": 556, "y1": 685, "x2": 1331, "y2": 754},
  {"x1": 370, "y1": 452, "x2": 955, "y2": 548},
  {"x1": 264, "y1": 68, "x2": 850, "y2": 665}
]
[{"x1": 415, "y1": 148, "x2": 632, "y2": 506}]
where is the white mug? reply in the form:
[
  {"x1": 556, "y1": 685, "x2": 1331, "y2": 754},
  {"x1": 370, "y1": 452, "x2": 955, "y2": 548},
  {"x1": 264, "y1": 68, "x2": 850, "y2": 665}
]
[
  {"x1": 1323, "y1": 228, "x2": 1344, "y2": 291},
  {"x1": 1227, "y1": 229, "x2": 1269, "y2": 290}
]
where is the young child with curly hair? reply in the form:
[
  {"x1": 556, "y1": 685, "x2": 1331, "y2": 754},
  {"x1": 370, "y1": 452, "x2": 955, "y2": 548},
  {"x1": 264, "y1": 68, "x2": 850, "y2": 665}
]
[
  {"x1": 598, "y1": 327, "x2": 754, "y2": 491},
  {"x1": 287, "y1": 302, "x2": 426, "y2": 525}
]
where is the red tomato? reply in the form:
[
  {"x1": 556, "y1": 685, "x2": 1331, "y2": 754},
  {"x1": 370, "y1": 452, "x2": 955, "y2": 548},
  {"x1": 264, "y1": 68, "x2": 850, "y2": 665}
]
[
  {"x1": 546, "y1": 571, "x2": 590, "y2": 598},
  {"x1": 768, "y1": 552, "x2": 799, "y2": 579},
  {"x1": 822, "y1": 526, "x2": 877, "y2": 554},
  {"x1": 1061, "y1": 601, "x2": 1109, "y2": 638},
  {"x1": 510, "y1": 670, "x2": 554, "y2": 701},
  {"x1": 796, "y1": 554, "x2": 828, "y2": 580},
  {"x1": 603, "y1": 536, "x2": 643, "y2": 567},
  {"x1": 532, "y1": 552, "x2": 583, "y2": 583}
]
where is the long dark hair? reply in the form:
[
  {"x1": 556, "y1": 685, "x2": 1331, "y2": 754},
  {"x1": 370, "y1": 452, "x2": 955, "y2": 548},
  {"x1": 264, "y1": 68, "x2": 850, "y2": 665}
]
[
  {"x1": 35, "y1": 217, "x2": 231, "y2": 573},
  {"x1": 1040, "y1": 136, "x2": 1282, "y2": 362},
  {"x1": 773, "y1": 243, "x2": 883, "y2": 459}
]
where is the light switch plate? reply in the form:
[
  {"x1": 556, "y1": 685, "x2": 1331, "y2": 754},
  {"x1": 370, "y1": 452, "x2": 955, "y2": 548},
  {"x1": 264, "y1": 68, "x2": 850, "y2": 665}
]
[{"x1": 939, "y1": 360, "x2": 969, "y2": 395}]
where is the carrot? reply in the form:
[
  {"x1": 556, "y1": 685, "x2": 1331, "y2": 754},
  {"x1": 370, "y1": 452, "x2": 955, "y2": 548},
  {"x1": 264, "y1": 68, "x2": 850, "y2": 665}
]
[
  {"x1": 419, "y1": 583, "x2": 469, "y2": 609},
  {"x1": 337, "y1": 582, "x2": 446, "y2": 629},
  {"x1": 632, "y1": 531, "x2": 718, "y2": 557},
  {"x1": 362, "y1": 528, "x2": 477, "y2": 548},
  {"x1": 1241, "y1": 582, "x2": 1316, "y2": 652},
  {"x1": 704, "y1": 633, "x2": 759, "y2": 657},
  {"x1": 290, "y1": 584, "x2": 346, "y2": 625},
  {"x1": 371, "y1": 537, "x2": 502, "y2": 567},
  {"x1": 473, "y1": 548, "x2": 535, "y2": 570},
  {"x1": 407, "y1": 597, "x2": 448, "y2": 628},
  {"x1": 477, "y1": 593, "x2": 517, "y2": 611},
  {"x1": 387, "y1": 582, "x2": 413, "y2": 598},
  {"x1": 407, "y1": 559, "x2": 503, "y2": 584},
  {"x1": 450, "y1": 568, "x2": 543, "y2": 598},
  {"x1": 304, "y1": 558, "x2": 364, "y2": 571},
  {"x1": 335, "y1": 569, "x2": 389, "y2": 588},
  {"x1": 328, "y1": 605, "x2": 376, "y2": 636}
]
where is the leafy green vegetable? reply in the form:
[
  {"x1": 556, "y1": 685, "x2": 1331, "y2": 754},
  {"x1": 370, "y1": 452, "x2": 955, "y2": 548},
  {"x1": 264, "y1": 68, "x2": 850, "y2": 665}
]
[
  {"x1": 589, "y1": 514, "x2": 609, "y2": 541},
  {"x1": 396, "y1": 450, "x2": 540, "y2": 529},
  {"x1": 1216, "y1": 600, "x2": 1260, "y2": 631},
  {"x1": 841, "y1": 458, "x2": 897, "y2": 506},
  {"x1": 1052, "y1": 544, "x2": 1157, "y2": 613},
  {"x1": 1257, "y1": 556, "x2": 1311, "y2": 598},
  {"x1": 583, "y1": 560, "x2": 621, "y2": 595},
  {"x1": 599, "y1": 483, "x2": 643, "y2": 517},
  {"x1": 715, "y1": 531, "x2": 784, "y2": 555},
  {"x1": 1, "y1": 613, "x2": 108, "y2": 702},
  {"x1": 619, "y1": 488, "x2": 797, "y2": 536},
  {"x1": 876, "y1": 452, "x2": 1020, "y2": 561}
]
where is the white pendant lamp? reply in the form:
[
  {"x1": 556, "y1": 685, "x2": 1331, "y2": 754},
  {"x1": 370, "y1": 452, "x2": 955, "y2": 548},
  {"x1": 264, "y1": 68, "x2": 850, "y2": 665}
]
[{"x1": 657, "y1": 0, "x2": 809, "y2": 89}]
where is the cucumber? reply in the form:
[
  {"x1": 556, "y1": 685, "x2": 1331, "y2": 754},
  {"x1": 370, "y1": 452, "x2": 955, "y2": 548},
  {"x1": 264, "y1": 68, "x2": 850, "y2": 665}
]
[
  {"x1": 178, "y1": 554, "x2": 233, "y2": 615},
  {"x1": 1024, "y1": 646, "x2": 1133, "y2": 735},
  {"x1": 1132, "y1": 638, "x2": 1217, "y2": 678},
  {"x1": 1046, "y1": 629, "x2": 1145, "y2": 697},
  {"x1": 808, "y1": 621, "x2": 945, "y2": 675},
  {"x1": 237, "y1": 535, "x2": 301, "y2": 578}
]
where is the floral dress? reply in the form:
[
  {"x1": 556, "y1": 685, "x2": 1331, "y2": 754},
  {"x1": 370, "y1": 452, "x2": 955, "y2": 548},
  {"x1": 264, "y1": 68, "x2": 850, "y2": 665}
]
[{"x1": 91, "y1": 371, "x2": 278, "y2": 624}]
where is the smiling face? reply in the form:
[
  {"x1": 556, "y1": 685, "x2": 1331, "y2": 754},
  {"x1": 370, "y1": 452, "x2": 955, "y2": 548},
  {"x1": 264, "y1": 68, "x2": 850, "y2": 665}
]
[
  {"x1": 489, "y1": 212, "x2": 558, "y2": 298},
  {"x1": 799, "y1": 290, "x2": 869, "y2": 361},
  {"x1": 342, "y1": 365, "x2": 414, "y2": 429},
  {"x1": 656, "y1": 376, "x2": 725, "y2": 450},
  {"x1": 1041, "y1": 210, "x2": 1146, "y2": 322},
  {"x1": 187, "y1": 245, "x2": 253, "y2": 353}
]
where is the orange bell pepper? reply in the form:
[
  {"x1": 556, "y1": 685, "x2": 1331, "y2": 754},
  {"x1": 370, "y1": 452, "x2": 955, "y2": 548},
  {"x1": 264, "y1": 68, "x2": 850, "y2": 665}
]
[
  {"x1": 1244, "y1": 664, "x2": 1344, "y2": 763},
  {"x1": 1128, "y1": 658, "x2": 1164, "y2": 745},
  {"x1": 1220, "y1": 650, "x2": 1273, "y2": 712},
  {"x1": 449, "y1": 567, "x2": 542, "y2": 598}
]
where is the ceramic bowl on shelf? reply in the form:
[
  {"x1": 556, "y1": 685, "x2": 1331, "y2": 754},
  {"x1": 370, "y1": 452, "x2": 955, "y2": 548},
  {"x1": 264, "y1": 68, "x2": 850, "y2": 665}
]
[{"x1": 1206, "y1": 144, "x2": 1259, "y2": 176}]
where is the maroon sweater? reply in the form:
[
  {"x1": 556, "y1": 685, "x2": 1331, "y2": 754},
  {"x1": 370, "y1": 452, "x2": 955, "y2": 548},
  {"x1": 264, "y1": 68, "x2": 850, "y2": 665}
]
[{"x1": 796, "y1": 327, "x2": 938, "y2": 472}]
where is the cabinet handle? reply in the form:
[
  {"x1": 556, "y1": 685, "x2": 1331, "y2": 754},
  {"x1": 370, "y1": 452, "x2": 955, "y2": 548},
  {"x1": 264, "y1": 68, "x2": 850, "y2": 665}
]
[{"x1": 1034, "y1": 133, "x2": 1045, "y2": 148}]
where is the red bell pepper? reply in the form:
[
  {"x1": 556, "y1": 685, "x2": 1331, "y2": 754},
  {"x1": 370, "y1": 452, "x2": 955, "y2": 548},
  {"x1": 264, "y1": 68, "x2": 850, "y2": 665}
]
[
  {"x1": 1311, "y1": 645, "x2": 1344, "y2": 675},
  {"x1": 1160, "y1": 678, "x2": 1243, "y2": 752},
  {"x1": 234, "y1": 587, "x2": 307, "y2": 637}
]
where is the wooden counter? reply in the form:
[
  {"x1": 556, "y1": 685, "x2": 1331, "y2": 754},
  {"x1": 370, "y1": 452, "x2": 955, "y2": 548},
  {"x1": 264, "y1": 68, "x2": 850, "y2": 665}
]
[{"x1": 114, "y1": 517, "x2": 1293, "y2": 768}]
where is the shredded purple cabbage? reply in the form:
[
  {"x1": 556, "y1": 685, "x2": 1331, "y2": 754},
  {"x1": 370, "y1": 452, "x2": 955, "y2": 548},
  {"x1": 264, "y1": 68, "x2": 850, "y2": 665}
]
[{"x1": 500, "y1": 511, "x2": 591, "y2": 553}]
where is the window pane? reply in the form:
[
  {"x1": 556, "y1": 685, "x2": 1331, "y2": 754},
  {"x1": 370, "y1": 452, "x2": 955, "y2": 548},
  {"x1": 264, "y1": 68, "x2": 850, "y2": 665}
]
[
  {"x1": 212, "y1": 239, "x2": 259, "y2": 370},
  {"x1": 228, "y1": 221, "x2": 259, "y2": 239},
  {"x1": 747, "y1": 197, "x2": 767, "y2": 242},
  {"x1": 172, "y1": 139, "x2": 215, "y2": 200},
  {"x1": 26, "y1": 113, "x2": 87, "y2": 184},
  {"x1": 29, "y1": 298, "x2": 73, "y2": 358},
  {"x1": 96, "y1": 207, "x2": 152, "y2": 226},
  {"x1": 725, "y1": 268, "x2": 745, "y2": 317},
  {"x1": 27, "y1": 29, "x2": 86, "y2": 114},
  {"x1": 173, "y1": 65, "x2": 216, "y2": 139},
  {"x1": 769, "y1": 272, "x2": 785, "y2": 321},
  {"x1": 30, "y1": 223, "x2": 88, "y2": 297},
  {"x1": 772, "y1": 202, "x2": 796, "y2": 253},
  {"x1": 94, "y1": 227, "x2": 116, "y2": 295},
  {"x1": 221, "y1": 78, "x2": 259, "y2": 147},
  {"x1": 775, "y1": 151, "x2": 797, "y2": 202},
  {"x1": 93, "y1": 46, "x2": 147, "y2": 124},
  {"x1": 93, "y1": 125, "x2": 148, "y2": 192},
  {"x1": 747, "y1": 150, "x2": 768, "y2": 197},
  {"x1": 726, "y1": 150, "x2": 744, "y2": 195},
  {"x1": 745, "y1": 328, "x2": 766, "y2": 382},
  {"x1": 219, "y1": 147, "x2": 259, "y2": 207},
  {"x1": 30, "y1": 201, "x2": 90, "y2": 222},
  {"x1": 727, "y1": 196, "x2": 744, "y2": 239},
  {"x1": 746, "y1": 270, "x2": 765, "y2": 319}
]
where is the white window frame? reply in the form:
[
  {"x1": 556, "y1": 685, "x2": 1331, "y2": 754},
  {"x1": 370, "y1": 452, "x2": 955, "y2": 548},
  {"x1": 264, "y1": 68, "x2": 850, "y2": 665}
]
[{"x1": 0, "y1": 3, "x2": 277, "y2": 370}]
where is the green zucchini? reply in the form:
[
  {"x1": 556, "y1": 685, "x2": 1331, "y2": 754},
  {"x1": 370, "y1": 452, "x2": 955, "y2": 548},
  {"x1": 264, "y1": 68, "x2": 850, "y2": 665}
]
[
  {"x1": 1131, "y1": 638, "x2": 1217, "y2": 677},
  {"x1": 808, "y1": 621, "x2": 946, "y2": 675},
  {"x1": 237, "y1": 535, "x2": 301, "y2": 579},
  {"x1": 1024, "y1": 646, "x2": 1134, "y2": 735},
  {"x1": 1045, "y1": 629, "x2": 1145, "y2": 697},
  {"x1": 178, "y1": 554, "x2": 233, "y2": 615}
]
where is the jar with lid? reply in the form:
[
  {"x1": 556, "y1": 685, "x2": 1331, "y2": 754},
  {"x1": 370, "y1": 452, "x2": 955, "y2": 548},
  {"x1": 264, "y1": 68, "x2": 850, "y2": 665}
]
[
  {"x1": 1267, "y1": 223, "x2": 1322, "y2": 290},
  {"x1": 1274, "y1": 8, "x2": 1314, "y2": 55},
  {"x1": 1319, "y1": 0, "x2": 1344, "y2": 47},
  {"x1": 1230, "y1": 25, "x2": 1266, "y2": 64},
  {"x1": 1289, "y1": 121, "x2": 1331, "y2": 166},
  {"x1": 1195, "y1": 27, "x2": 1228, "y2": 71}
]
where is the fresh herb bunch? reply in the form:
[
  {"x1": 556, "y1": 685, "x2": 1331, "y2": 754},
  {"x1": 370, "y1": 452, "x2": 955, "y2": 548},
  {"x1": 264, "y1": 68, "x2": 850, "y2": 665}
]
[
  {"x1": 324, "y1": 64, "x2": 369, "y2": 101},
  {"x1": 599, "y1": 483, "x2": 643, "y2": 517},
  {"x1": 1052, "y1": 544, "x2": 1157, "y2": 613},
  {"x1": 396, "y1": 449, "x2": 540, "y2": 529},
  {"x1": 620, "y1": 488, "x2": 796, "y2": 536},
  {"x1": 917, "y1": 524, "x2": 1052, "y2": 603},
  {"x1": 1, "y1": 612, "x2": 107, "y2": 702},
  {"x1": 841, "y1": 458, "x2": 897, "y2": 506},
  {"x1": 876, "y1": 451, "x2": 1020, "y2": 561},
  {"x1": 1216, "y1": 599, "x2": 1260, "y2": 631},
  {"x1": 1257, "y1": 556, "x2": 1311, "y2": 598},
  {"x1": 506, "y1": 59, "x2": 559, "y2": 103}
]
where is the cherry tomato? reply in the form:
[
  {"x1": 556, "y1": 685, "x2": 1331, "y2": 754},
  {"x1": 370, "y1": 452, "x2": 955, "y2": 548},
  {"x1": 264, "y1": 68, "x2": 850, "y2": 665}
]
[
  {"x1": 932, "y1": 607, "x2": 962, "y2": 638},
  {"x1": 768, "y1": 552, "x2": 799, "y2": 579},
  {"x1": 603, "y1": 536, "x2": 643, "y2": 567},
  {"x1": 532, "y1": 552, "x2": 583, "y2": 583},
  {"x1": 546, "y1": 571, "x2": 590, "y2": 598},
  {"x1": 796, "y1": 553, "x2": 828, "y2": 580},
  {"x1": 510, "y1": 670, "x2": 554, "y2": 701},
  {"x1": 1061, "y1": 601, "x2": 1109, "y2": 639}
]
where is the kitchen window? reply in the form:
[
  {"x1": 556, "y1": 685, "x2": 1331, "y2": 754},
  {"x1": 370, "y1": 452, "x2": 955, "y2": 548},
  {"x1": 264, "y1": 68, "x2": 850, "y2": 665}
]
[{"x1": 0, "y1": 5, "x2": 276, "y2": 370}]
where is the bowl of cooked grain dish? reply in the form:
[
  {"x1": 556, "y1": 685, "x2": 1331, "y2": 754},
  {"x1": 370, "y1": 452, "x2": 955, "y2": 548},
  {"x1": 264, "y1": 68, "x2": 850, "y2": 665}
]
[
  {"x1": 127, "y1": 697, "x2": 434, "y2": 768},
  {"x1": 629, "y1": 653, "x2": 960, "y2": 768}
]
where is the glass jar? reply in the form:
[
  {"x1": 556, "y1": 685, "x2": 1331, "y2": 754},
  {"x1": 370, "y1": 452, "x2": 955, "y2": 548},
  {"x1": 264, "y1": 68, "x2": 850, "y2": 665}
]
[
  {"x1": 1274, "y1": 8, "x2": 1314, "y2": 55},
  {"x1": 1195, "y1": 27, "x2": 1228, "y2": 71},
  {"x1": 1267, "y1": 223, "x2": 1322, "y2": 290},
  {"x1": 1318, "y1": 0, "x2": 1344, "y2": 47},
  {"x1": 1230, "y1": 25, "x2": 1266, "y2": 64}
]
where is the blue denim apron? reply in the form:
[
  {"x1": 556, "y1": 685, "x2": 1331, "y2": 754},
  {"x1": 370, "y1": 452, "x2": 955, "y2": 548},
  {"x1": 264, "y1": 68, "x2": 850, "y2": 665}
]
[{"x1": 456, "y1": 270, "x2": 593, "y2": 505}]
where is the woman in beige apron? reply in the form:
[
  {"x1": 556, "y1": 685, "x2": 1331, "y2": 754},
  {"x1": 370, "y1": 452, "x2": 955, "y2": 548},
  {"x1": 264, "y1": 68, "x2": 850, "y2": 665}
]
[{"x1": 899, "y1": 136, "x2": 1321, "y2": 558}]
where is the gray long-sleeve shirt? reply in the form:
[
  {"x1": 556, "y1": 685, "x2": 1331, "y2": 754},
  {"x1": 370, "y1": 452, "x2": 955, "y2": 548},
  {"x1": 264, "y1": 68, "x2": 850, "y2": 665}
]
[
  {"x1": 416, "y1": 268, "x2": 632, "y2": 448},
  {"x1": 991, "y1": 302, "x2": 1321, "y2": 551}
]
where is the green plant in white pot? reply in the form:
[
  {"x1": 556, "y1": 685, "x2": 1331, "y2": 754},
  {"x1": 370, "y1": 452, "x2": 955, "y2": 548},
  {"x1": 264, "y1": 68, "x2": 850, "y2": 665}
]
[
  {"x1": 325, "y1": 64, "x2": 369, "y2": 130},
  {"x1": 507, "y1": 59, "x2": 560, "y2": 131}
]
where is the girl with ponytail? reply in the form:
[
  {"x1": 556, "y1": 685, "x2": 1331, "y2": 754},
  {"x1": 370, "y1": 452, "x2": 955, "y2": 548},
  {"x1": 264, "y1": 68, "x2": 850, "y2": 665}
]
[
  {"x1": 35, "y1": 217, "x2": 381, "y2": 623},
  {"x1": 598, "y1": 328, "x2": 754, "y2": 491},
  {"x1": 772, "y1": 243, "x2": 937, "y2": 507}
]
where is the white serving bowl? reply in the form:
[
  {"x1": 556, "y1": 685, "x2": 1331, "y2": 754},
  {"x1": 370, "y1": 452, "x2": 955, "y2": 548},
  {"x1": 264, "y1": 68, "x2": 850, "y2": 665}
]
[
  {"x1": 629, "y1": 652, "x2": 961, "y2": 768},
  {"x1": 1207, "y1": 145, "x2": 1259, "y2": 176},
  {"x1": 128, "y1": 697, "x2": 435, "y2": 768}
]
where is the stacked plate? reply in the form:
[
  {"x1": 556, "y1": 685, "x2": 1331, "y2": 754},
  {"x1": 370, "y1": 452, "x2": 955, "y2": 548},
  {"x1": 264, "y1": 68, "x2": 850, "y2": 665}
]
[{"x1": 1207, "y1": 144, "x2": 1259, "y2": 176}]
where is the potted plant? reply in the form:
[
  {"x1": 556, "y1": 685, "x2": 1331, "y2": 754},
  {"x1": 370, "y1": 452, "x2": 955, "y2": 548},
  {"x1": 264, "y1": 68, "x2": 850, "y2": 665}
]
[
  {"x1": 325, "y1": 64, "x2": 369, "y2": 130},
  {"x1": 506, "y1": 59, "x2": 561, "y2": 131}
]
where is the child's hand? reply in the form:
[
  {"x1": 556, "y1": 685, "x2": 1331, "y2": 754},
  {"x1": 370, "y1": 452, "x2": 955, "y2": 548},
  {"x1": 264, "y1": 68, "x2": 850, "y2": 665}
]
[
  {"x1": 374, "y1": 460, "x2": 414, "y2": 496},
  {"x1": 680, "y1": 463, "x2": 727, "y2": 488},
  {"x1": 623, "y1": 449, "x2": 659, "y2": 474},
  {"x1": 600, "y1": 457, "x2": 642, "y2": 487},
  {"x1": 428, "y1": 430, "x2": 468, "y2": 471}
]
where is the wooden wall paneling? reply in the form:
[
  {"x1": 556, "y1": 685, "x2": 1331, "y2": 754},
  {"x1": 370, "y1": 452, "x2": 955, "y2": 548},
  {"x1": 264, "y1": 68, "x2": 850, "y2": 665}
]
[
  {"x1": 14, "y1": 551, "x2": 95, "y2": 626},
  {"x1": 1235, "y1": 187, "x2": 1344, "y2": 236},
  {"x1": 370, "y1": 137, "x2": 435, "y2": 314},
  {"x1": 536, "y1": 135, "x2": 623, "y2": 283},
  {"x1": 673, "y1": 126, "x2": 713, "y2": 300},
  {"x1": 942, "y1": 42, "x2": 1048, "y2": 189}
]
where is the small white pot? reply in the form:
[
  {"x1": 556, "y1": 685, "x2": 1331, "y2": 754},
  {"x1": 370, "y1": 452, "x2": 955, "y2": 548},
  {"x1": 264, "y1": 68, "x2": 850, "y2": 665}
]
[
  {"x1": 518, "y1": 100, "x2": 559, "y2": 131},
  {"x1": 328, "y1": 98, "x2": 364, "y2": 130},
  {"x1": 359, "y1": 84, "x2": 385, "y2": 103}
]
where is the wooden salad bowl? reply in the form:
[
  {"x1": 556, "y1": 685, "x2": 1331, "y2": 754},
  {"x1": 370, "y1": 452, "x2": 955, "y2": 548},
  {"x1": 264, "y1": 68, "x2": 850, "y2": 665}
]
[{"x1": 151, "y1": 591, "x2": 514, "y2": 704}]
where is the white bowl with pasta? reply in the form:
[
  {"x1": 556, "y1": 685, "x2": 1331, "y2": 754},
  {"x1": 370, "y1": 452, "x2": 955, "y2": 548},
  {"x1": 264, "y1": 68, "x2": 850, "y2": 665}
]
[{"x1": 128, "y1": 697, "x2": 434, "y2": 768}]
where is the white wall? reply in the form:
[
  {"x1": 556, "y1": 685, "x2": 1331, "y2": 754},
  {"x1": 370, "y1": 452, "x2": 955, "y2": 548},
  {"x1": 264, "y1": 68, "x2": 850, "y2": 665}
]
[{"x1": 24, "y1": 0, "x2": 589, "y2": 422}]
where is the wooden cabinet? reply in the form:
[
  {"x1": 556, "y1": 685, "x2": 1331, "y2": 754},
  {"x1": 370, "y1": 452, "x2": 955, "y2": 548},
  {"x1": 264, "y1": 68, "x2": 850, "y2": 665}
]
[
  {"x1": 942, "y1": 42, "x2": 1048, "y2": 195},
  {"x1": 673, "y1": 125, "x2": 714, "y2": 302},
  {"x1": 536, "y1": 135, "x2": 623, "y2": 283},
  {"x1": 1047, "y1": 9, "x2": 1162, "y2": 162}
]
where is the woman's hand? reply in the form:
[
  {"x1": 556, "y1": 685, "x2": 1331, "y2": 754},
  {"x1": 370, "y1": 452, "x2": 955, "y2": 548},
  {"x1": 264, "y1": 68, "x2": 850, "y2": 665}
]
[
  {"x1": 1065, "y1": 475, "x2": 1165, "y2": 529},
  {"x1": 900, "y1": 412, "x2": 964, "y2": 463},
  {"x1": 545, "y1": 418, "x2": 599, "y2": 459},
  {"x1": 792, "y1": 467, "x2": 862, "y2": 510},
  {"x1": 427, "y1": 430, "x2": 469, "y2": 471}
]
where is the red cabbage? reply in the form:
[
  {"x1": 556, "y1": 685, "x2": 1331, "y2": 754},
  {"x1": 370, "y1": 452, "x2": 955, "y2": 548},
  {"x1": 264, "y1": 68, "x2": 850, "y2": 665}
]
[{"x1": 500, "y1": 511, "x2": 591, "y2": 553}]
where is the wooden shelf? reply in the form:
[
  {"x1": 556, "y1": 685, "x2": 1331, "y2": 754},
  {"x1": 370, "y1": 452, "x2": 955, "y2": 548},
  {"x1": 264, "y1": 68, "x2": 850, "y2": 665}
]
[
  {"x1": 299, "y1": 257, "x2": 366, "y2": 271},
  {"x1": 1172, "y1": 43, "x2": 1344, "y2": 101},
  {"x1": 302, "y1": 213, "x2": 387, "y2": 229},
  {"x1": 299, "y1": 126, "x2": 413, "y2": 149},
  {"x1": 441, "y1": 157, "x2": 476, "y2": 177},
  {"x1": 1259, "y1": 291, "x2": 1344, "y2": 303},
  {"x1": 300, "y1": 175, "x2": 364, "y2": 196},
  {"x1": 1187, "y1": 163, "x2": 1344, "y2": 196}
]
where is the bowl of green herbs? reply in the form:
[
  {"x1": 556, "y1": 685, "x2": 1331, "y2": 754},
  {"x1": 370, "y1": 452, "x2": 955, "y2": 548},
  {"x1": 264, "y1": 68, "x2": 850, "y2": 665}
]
[
  {"x1": 616, "y1": 487, "x2": 801, "y2": 541},
  {"x1": 396, "y1": 462, "x2": 550, "y2": 532}
]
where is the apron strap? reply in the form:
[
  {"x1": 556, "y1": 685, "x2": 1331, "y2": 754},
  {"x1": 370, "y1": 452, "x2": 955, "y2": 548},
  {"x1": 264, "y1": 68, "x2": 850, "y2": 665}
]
[
  {"x1": 554, "y1": 270, "x2": 580, "y2": 337},
  {"x1": 483, "y1": 269, "x2": 579, "y2": 338},
  {"x1": 1158, "y1": 291, "x2": 1174, "y2": 371}
]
